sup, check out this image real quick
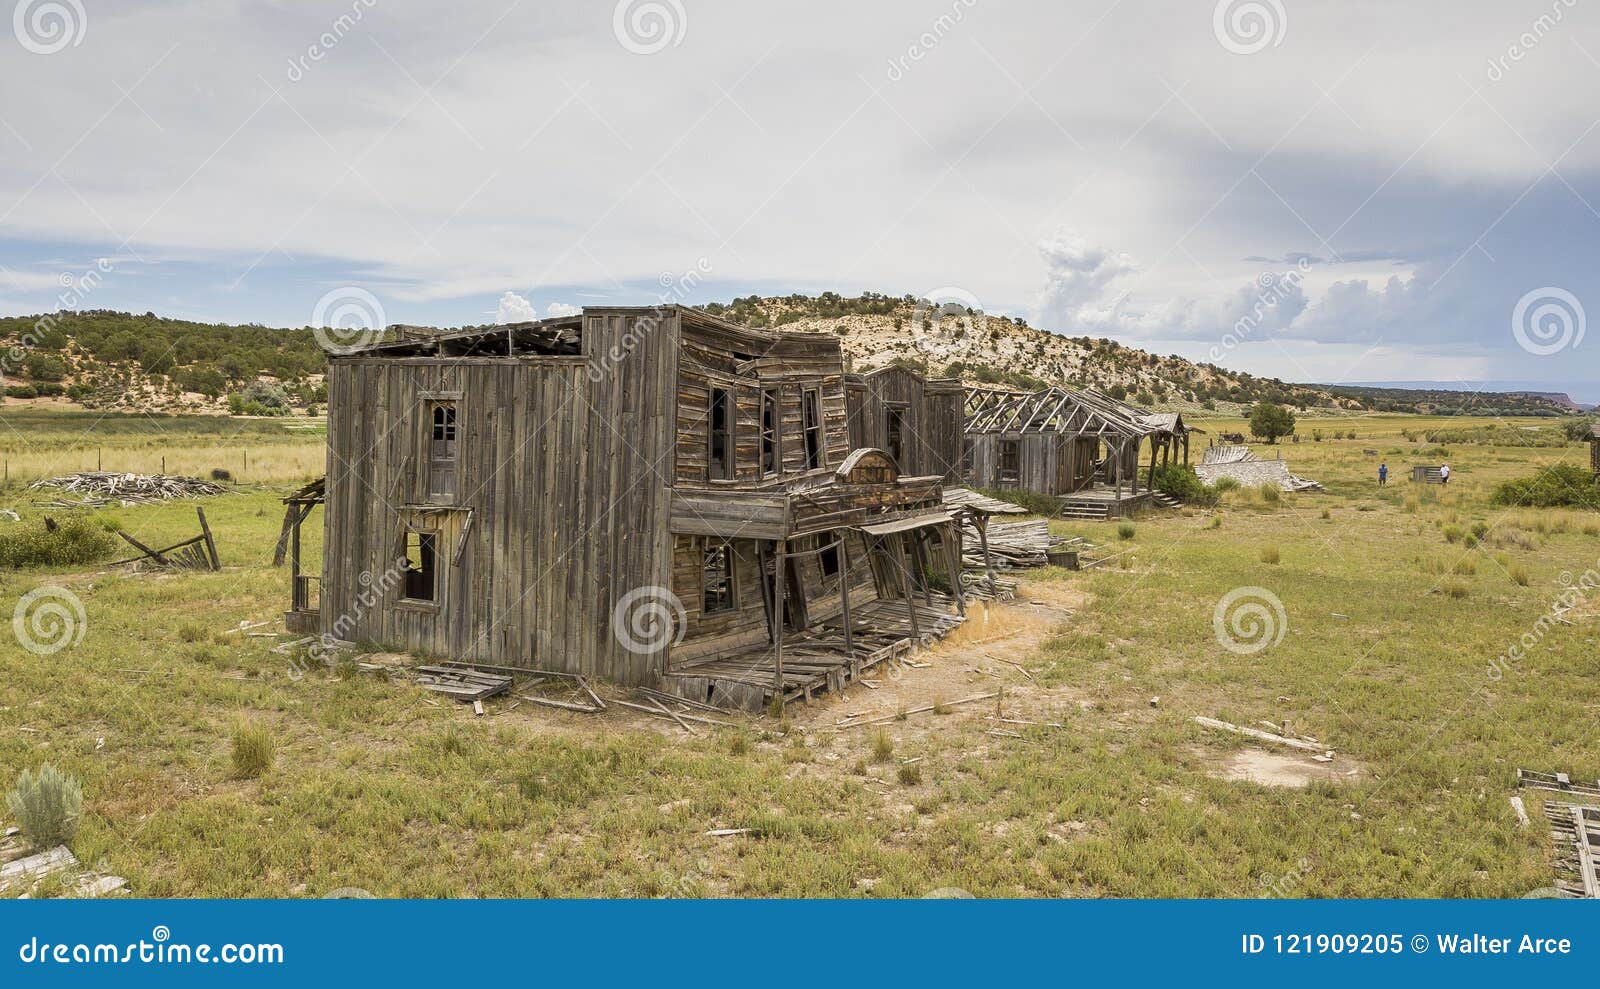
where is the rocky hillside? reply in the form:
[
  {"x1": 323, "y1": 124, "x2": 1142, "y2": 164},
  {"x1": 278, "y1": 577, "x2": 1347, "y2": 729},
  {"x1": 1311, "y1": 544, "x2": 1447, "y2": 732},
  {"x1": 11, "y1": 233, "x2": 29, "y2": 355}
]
[{"x1": 701, "y1": 293, "x2": 1345, "y2": 414}]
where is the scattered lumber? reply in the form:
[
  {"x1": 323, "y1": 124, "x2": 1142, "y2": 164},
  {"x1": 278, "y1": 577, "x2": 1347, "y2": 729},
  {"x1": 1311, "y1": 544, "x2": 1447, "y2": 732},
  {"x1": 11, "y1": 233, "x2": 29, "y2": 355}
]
[
  {"x1": 839, "y1": 691, "x2": 1001, "y2": 728},
  {"x1": 0, "y1": 845, "x2": 75, "y2": 883},
  {"x1": 617, "y1": 698, "x2": 740, "y2": 729},
  {"x1": 106, "y1": 507, "x2": 221, "y2": 571},
  {"x1": 28, "y1": 472, "x2": 226, "y2": 507},
  {"x1": 413, "y1": 665, "x2": 512, "y2": 702},
  {"x1": 1518, "y1": 768, "x2": 1600, "y2": 798},
  {"x1": 1194, "y1": 716, "x2": 1333, "y2": 757},
  {"x1": 1543, "y1": 801, "x2": 1600, "y2": 898},
  {"x1": 517, "y1": 693, "x2": 602, "y2": 714},
  {"x1": 636, "y1": 685, "x2": 729, "y2": 715}
]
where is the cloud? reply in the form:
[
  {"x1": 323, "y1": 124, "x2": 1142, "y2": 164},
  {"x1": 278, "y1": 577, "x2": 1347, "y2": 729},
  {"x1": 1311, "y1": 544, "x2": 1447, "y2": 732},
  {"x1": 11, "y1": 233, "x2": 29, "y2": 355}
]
[
  {"x1": 546, "y1": 302, "x2": 581, "y2": 317},
  {"x1": 1035, "y1": 230, "x2": 1139, "y2": 332},
  {"x1": 1034, "y1": 228, "x2": 1308, "y2": 343},
  {"x1": 495, "y1": 291, "x2": 537, "y2": 324}
]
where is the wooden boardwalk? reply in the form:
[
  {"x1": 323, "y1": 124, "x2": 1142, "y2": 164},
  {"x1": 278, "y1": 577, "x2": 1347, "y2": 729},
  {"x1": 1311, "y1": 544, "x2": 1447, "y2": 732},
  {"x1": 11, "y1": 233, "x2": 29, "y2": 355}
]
[{"x1": 659, "y1": 595, "x2": 964, "y2": 711}]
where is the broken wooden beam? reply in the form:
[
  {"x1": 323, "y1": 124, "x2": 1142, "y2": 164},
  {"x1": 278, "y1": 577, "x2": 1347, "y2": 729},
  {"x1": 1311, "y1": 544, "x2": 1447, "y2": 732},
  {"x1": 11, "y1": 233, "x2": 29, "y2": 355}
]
[{"x1": 1194, "y1": 716, "x2": 1332, "y2": 756}]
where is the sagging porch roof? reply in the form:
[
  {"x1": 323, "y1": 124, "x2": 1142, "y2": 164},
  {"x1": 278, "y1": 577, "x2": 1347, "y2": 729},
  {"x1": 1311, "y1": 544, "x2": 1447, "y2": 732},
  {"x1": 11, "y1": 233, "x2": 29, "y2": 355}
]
[{"x1": 964, "y1": 385, "x2": 1197, "y2": 439}]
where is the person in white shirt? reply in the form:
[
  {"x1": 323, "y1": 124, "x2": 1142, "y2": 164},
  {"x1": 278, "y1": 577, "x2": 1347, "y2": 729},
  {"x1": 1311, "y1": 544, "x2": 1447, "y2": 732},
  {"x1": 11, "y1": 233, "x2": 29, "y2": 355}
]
[{"x1": 1439, "y1": 463, "x2": 1451, "y2": 485}]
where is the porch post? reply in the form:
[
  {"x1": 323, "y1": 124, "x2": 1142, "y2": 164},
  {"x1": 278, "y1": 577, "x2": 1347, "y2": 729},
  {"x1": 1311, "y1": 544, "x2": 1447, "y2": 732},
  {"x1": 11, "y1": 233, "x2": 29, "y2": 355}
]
[
  {"x1": 978, "y1": 514, "x2": 997, "y2": 598},
  {"x1": 773, "y1": 538, "x2": 786, "y2": 702},
  {"x1": 944, "y1": 521, "x2": 966, "y2": 616},
  {"x1": 837, "y1": 533, "x2": 855, "y2": 660},
  {"x1": 894, "y1": 533, "x2": 922, "y2": 642},
  {"x1": 289, "y1": 506, "x2": 303, "y2": 611},
  {"x1": 910, "y1": 530, "x2": 933, "y2": 606}
]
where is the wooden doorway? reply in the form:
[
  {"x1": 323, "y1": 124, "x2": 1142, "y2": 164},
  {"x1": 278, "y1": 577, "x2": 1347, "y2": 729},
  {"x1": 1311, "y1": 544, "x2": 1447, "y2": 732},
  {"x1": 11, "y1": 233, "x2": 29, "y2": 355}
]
[{"x1": 761, "y1": 548, "x2": 807, "y2": 638}]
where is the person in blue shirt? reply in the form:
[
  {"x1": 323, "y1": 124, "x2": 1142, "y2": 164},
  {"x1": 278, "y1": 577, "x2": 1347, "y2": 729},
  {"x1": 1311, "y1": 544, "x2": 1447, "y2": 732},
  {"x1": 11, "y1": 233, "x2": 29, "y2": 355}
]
[{"x1": 1378, "y1": 462, "x2": 1388, "y2": 486}]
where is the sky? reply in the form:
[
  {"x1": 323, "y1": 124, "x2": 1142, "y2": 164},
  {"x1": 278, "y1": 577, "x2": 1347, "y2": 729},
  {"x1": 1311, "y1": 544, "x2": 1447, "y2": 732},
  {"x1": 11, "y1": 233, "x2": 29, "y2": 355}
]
[{"x1": 0, "y1": 0, "x2": 1597, "y2": 397}]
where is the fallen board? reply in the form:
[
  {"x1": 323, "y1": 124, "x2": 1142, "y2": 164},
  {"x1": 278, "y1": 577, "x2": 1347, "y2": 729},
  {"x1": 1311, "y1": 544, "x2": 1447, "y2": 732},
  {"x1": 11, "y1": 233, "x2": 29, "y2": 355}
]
[{"x1": 412, "y1": 665, "x2": 513, "y2": 702}]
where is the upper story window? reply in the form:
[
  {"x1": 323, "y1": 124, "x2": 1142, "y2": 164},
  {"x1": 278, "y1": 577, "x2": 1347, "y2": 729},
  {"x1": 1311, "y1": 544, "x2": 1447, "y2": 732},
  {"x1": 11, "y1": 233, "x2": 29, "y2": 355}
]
[
  {"x1": 886, "y1": 405, "x2": 907, "y2": 468},
  {"x1": 802, "y1": 389, "x2": 825, "y2": 470},
  {"x1": 427, "y1": 401, "x2": 458, "y2": 500},
  {"x1": 708, "y1": 387, "x2": 734, "y2": 481},
  {"x1": 760, "y1": 388, "x2": 780, "y2": 476}
]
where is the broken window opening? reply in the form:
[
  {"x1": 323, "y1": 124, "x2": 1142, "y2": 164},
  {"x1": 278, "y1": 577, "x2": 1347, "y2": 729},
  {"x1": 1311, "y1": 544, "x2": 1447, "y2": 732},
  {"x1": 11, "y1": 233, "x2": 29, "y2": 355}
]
[
  {"x1": 998, "y1": 439, "x2": 1020, "y2": 483},
  {"x1": 886, "y1": 405, "x2": 907, "y2": 468},
  {"x1": 702, "y1": 541, "x2": 736, "y2": 613},
  {"x1": 820, "y1": 541, "x2": 841, "y2": 580},
  {"x1": 802, "y1": 389, "x2": 824, "y2": 470},
  {"x1": 760, "y1": 389, "x2": 780, "y2": 476},
  {"x1": 708, "y1": 387, "x2": 734, "y2": 481},
  {"x1": 402, "y1": 530, "x2": 438, "y2": 602}
]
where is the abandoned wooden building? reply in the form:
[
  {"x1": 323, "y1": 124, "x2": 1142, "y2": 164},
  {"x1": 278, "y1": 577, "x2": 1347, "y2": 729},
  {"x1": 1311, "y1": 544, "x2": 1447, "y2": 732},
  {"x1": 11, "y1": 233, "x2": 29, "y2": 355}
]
[
  {"x1": 845, "y1": 365, "x2": 965, "y2": 482},
  {"x1": 962, "y1": 385, "x2": 1197, "y2": 518},
  {"x1": 284, "y1": 305, "x2": 989, "y2": 710}
]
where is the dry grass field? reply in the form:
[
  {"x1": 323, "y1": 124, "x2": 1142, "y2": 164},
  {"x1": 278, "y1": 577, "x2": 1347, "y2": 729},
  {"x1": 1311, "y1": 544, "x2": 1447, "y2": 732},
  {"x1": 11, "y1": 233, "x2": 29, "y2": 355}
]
[{"x1": 1, "y1": 409, "x2": 1597, "y2": 897}]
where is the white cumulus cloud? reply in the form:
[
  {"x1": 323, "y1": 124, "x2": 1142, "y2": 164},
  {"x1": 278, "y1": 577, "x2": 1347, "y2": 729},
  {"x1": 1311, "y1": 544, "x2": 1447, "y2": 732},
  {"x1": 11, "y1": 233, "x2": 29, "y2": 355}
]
[{"x1": 495, "y1": 291, "x2": 537, "y2": 324}]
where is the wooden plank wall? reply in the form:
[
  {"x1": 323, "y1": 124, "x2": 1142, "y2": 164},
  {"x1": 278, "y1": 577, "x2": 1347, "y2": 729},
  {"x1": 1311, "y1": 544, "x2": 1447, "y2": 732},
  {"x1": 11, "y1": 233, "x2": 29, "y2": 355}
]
[
  {"x1": 846, "y1": 369, "x2": 964, "y2": 482},
  {"x1": 965, "y1": 433, "x2": 1058, "y2": 493},
  {"x1": 321, "y1": 310, "x2": 677, "y2": 684}
]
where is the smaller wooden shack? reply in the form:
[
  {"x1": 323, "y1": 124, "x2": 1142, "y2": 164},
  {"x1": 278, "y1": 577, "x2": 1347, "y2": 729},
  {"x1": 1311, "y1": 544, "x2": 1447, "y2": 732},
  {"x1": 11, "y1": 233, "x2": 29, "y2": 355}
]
[
  {"x1": 845, "y1": 366, "x2": 965, "y2": 482},
  {"x1": 962, "y1": 385, "x2": 1195, "y2": 517}
]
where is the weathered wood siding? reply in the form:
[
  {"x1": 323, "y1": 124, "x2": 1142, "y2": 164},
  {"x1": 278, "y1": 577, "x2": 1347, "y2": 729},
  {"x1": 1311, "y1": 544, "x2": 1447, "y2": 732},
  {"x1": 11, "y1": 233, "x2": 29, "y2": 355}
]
[
  {"x1": 846, "y1": 369, "x2": 964, "y2": 482},
  {"x1": 321, "y1": 310, "x2": 677, "y2": 684}
]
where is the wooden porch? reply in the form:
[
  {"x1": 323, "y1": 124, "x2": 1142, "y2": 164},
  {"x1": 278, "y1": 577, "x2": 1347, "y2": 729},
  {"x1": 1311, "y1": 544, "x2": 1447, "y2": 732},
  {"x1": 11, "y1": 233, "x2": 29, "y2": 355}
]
[
  {"x1": 1059, "y1": 483, "x2": 1156, "y2": 520},
  {"x1": 657, "y1": 594, "x2": 965, "y2": 711}
]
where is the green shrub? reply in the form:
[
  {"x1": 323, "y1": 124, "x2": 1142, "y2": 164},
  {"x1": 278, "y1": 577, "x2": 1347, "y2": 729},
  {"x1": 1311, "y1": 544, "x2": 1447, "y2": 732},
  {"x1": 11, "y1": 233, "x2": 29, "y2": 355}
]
[
  {"x1": 0, "y1": 514, "x2": 116, "y2": 568},
  {"x1": 1259, "y1": 545, "x2": 1280, "y2": 564},
  {"x1": 1212, "y1": 476, "x2": 1241, "y2": 494},
  {"x1": 231, "y1": 722, "x2": 275, "y2": 778},
  {"x1": 4, "y1": 384, "x2": 38, "y2": 399},
  {"x1": 1257, "y1": 483, "x2": 1281, "y2": 504},
  {"x1": 1491, "y1": 464, "x2": 1600, "y2": 509},
  {"x1": 7, "y1": 764, "x2": 83, "y2": 849},
  {"x1": 1117, "y1": 522, "x2": 1136, "y2": 540},
  {"x1": 1151, "y1": 463, "x2": 1218, "y2": 507}
]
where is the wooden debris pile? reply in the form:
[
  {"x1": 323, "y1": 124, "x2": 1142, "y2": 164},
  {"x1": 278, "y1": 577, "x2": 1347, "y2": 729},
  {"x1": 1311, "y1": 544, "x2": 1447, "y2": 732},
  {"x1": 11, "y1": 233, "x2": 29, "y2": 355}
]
[
  {"x1": 617, "y1": 687, "x2": 740, "y2": 734},
  {"x1": 1544, "y1": 802, "x2": 1600, "y2": 898},
  {"x1": 28, "y1": 471, "x2": 226, "y2": 507},
  {"x1": 1519, "y1": 769, "x2": 1600, "y2": 898},
  {"x1": 413, "y1": 664, "x2": 513, "y2": 703},
  {"x1": 0, "y1": 828, "x2": 127, "y2": 898},
  {"x1": 107, "y1": 506, "x2": 221, "y2": 571},
  {"x1": 959, "y1": 519, "x2": 1069, "y2": 570}
]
